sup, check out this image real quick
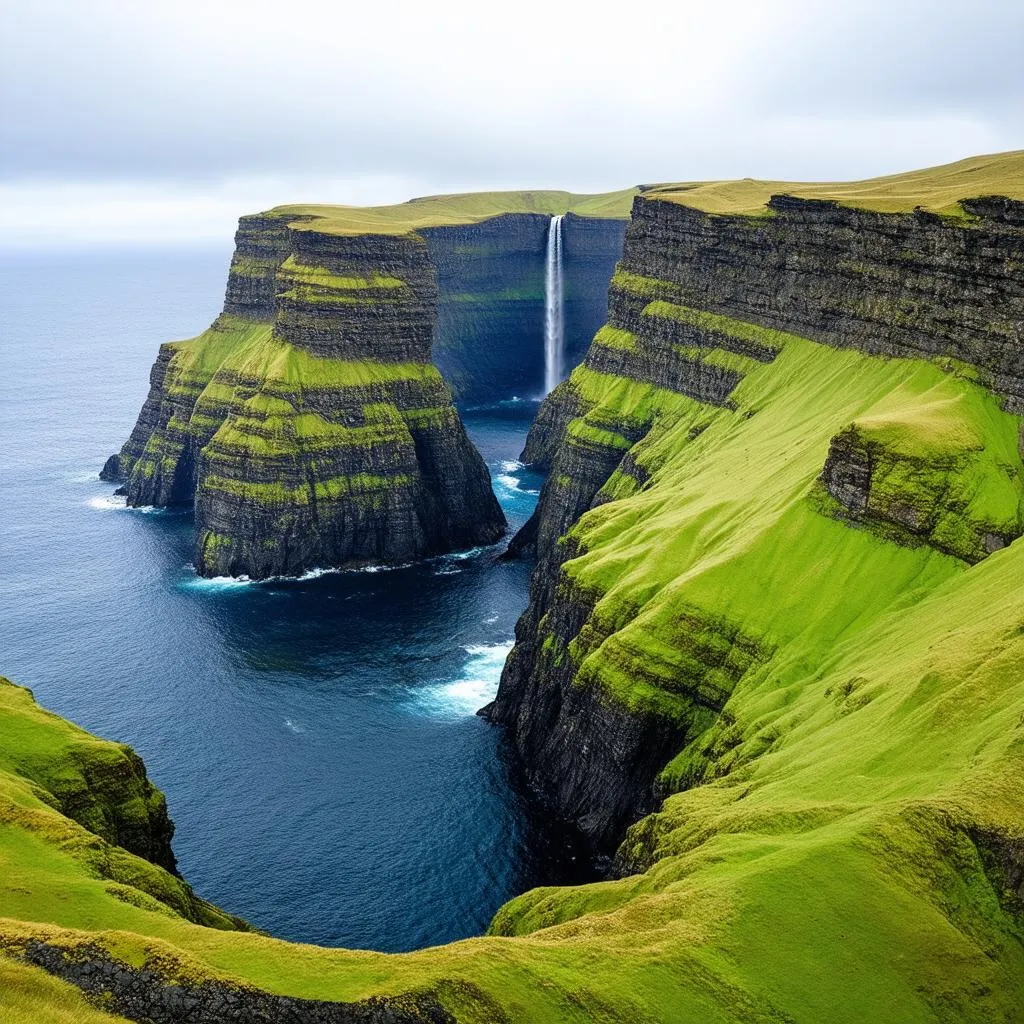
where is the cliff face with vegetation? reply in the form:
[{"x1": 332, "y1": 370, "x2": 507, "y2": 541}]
[
  {"x1": 9, "y1": 153, "x2": 1024, "y2": 1023},
  {"x1": 102, "y1": 221, "x2": 506, "y2": 579},
  {"x1": 493, "y1": 159, "x2": 1024, "y2": 850}
]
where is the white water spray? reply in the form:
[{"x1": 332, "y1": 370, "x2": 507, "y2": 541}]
[{"x1": 543, "y1": 214, "x2": 565, "y2": 394}]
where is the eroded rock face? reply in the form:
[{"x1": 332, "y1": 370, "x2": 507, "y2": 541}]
[
  {"x1": 621, "y1": 193, "x2": 1024, "y2": 406},
  {"x1": 222, "y1": 213, "x2": 295, "y2": 319},
  {"x1": 486, "y1": 564, "x2": 723, "y2": 849},
  {"x1": 103, "y1": 221, "x2": 506, "y2": 579},
  {"x1": 493, "y1": 190, "x2": 1024, "y2": 855}
]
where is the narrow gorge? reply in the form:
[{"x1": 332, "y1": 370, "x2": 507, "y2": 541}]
[{"x1": 5, "y1": 152, "x2": 1024, "y2": 1024}]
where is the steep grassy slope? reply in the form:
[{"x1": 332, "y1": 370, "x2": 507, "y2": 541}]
[
  {"x1": 2, "y1": 453, "x2": 1023, "y2": 1019},
  {"x1": 0, "y1": 679, "x2": 248, "y2": 933},
  {"x1": 9, "y1": 153, "x2": 1024, "y2": 1020}
]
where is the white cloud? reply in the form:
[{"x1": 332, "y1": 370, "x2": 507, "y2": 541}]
[{"x1": 0, "y1": 0, "x2": 1020, "y2": 246}]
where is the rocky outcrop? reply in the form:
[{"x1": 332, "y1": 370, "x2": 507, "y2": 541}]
[
  {"x1": 424, "y1": 213, "x2": 627, "y2": 403},
  {"x1": 103, "y1": 220, "x2": 506, "y2": 579},
  {"x1": 487, "y1": 559, "x2": 751, "y2": 847},
  {"x1": 492, "y1": 188, "x2": 1024, "y2": 855},
  {"x1": 20, "y1": 940, "x2": 452, "y2": 1024},
  {"x1": 819, "y1": 423, "x2": 1020, "y2": 562},
  {"x1": 103, "y1": 201, "x2": 630, "y2": 577}
]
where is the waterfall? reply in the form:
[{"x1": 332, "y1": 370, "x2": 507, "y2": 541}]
[{"x1": 543, "y1": 214, "x2": 565, "y2": 395}]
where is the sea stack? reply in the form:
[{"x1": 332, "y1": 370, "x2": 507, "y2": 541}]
[{"x1": 102, "y1": 215, "x2": 507, "y2": 578}]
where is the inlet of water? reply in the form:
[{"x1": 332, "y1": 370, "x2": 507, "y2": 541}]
[{"x1": 543, "y1": 214, "x2": 564, "y2": 395}]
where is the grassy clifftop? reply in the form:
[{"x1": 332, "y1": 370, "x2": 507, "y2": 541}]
[
  {"x1": 645, "y1": 149, "x2": 1024, "y2": 215},
  {"x1": 272, "y1": 188, "x2": 638, "y2": 236},
  {"x1": 4, "y1": 332, "x2": 1024, "y2": 1019},
  {"x1": 267, "y1": 150, "x2": 1024, "y2": 238}
]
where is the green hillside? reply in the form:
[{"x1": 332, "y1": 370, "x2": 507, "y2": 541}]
[{"x1": 5, "y1": 328, "x2": 1024, "y2": 1020}]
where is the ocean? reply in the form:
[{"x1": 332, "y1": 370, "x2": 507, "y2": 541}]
[{"x1": 0, "y1": 247, "x2": 563, "y2": 951}]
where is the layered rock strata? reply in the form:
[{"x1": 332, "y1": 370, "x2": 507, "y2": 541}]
[
  {"x1": 103, "y1": 223, "x2": 506, "y2": 579},
  {"x1": 622, "y1": 193, "x2": 1024, "y2": 406},
  {"x1": 490, "y1": 189, "x2": 1024, "y2": 853}
]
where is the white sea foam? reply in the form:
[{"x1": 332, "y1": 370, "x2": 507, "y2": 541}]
[
  {"x1": 178, "y1": 569, "x2": 254, "y2": 591},
  {"x1": 445, "y1": 546, "x2": 485, "y2": 561},
  {"x1": 347, "y1": 561, "x2": 413, "y2": 575},
  {"x1": 283, "y1": 718, "x2": 304, "y2": 734},
  {"x1": 87, "y1": 494, "x2": 127, "y2": 511},
  {"x1": 413, "y1": 641, "x2": 514, "y2": 717},
  {"x1": 483, "y1": 613, "x2": 499, "y2": 625},
  {"x1": 86, "y1": 494, "x2": 168, "y2": 514},
  {"x1": 294, "y1": 566, "x2": 342, "y2": 581},
  {"x1": 494, "y1": 471, "x2": 540, "y2": 499},
  {"x1": 179, "y1": 558, "x2": 417, "y2": 591}
]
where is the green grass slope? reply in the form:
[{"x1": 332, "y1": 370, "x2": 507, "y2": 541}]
[
  {"x1": 0, "y1": 957, "x2": 134, "y2": 1024},
  {"x1": 7, "y1": 157, "x2": 1024, "y2": 1019}
]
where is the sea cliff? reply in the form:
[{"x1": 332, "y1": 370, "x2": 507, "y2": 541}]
[
  {"x1": 425, "y1": 211, "x2": 627, "y2": 401},
  {"x1": 102, "y1": 221, "x2": 506, "y2": 579},
  {"x1": 102, "y1": 193, "x2": 629, "y2": 578},
  {"x1": 491, "y1": 158, "x2": 1024, "y2": 851},
  {"x1": 9, "y1": 152, "x2": 1024, "y2": 1022}
]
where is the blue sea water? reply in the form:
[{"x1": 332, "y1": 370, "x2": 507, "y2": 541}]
[{"x1": 0, "y1": 248, "x2": 556, "y2": 951}]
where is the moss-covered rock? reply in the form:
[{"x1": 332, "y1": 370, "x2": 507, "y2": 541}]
[{"x1": 104, "y1": 225, "x2": 507, "y2": 578}]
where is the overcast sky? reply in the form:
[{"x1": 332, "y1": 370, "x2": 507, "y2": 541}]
[{"x1": 1, "y1": 0, "x2": 1021, "y2": 247}]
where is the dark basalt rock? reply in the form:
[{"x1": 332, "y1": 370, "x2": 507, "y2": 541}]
[
  {"x1": 103, "y1": 205, "x2": 628, "y2": 578},
  {"x1": 820, "y1": 428, "x2": 874, "y2": 514},
  {"x1": 22, "y1": 940, "x2": 454, "y2": 1024},
  {"x1": 223, "y1": 213, "x2": 296, "y2": 320},
  {"x1": 619, "y1": 192, "x2": 1024, "y2": 407},
  {"x1": 485, "y1": 570, "x2": 695, "y2": 849}
]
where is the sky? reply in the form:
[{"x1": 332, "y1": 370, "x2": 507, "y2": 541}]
[{"x1": 1, "y1": 0, "x2": 1022, "y2": 247}]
